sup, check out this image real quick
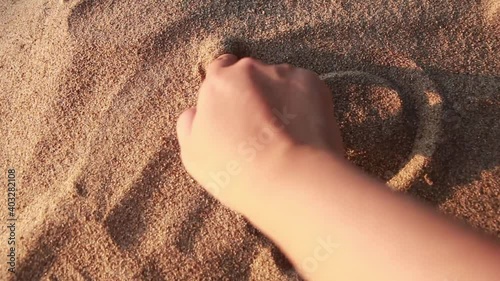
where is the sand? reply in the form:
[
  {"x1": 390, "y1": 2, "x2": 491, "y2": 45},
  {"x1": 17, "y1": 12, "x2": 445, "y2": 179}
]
[{"x1": 0, "y1": 0, "x2": 499, "y2": 280}]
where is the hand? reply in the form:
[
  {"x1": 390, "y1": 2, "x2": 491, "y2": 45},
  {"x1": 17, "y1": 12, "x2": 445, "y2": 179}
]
[
  {"x1": 177, "y1": 55, "x2": 343, "y2": 213},
  {"x1": 178, "y1": 56, "x2": 500, "y2": 281}
]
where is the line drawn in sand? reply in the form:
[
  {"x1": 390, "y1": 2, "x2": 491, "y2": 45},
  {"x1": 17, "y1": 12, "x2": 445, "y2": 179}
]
[{"x1": 320, "y1": 70, "x2": 442, "y2": 191}]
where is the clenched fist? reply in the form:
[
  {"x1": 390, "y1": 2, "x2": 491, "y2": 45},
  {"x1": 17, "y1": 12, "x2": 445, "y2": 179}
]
[{"x1": 177, "y1": 55, "x2": 343, "y2": 214}]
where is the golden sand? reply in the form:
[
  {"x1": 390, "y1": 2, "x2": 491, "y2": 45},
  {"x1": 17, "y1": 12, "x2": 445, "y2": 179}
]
[{"x1": 1, "y1": 0, "x2": 498, "y2": 279}]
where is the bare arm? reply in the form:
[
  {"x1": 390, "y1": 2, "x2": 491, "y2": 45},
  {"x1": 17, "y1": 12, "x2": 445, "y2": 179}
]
[
  {"x1": 245, "y1": 146, "x2": 500, "y2": 281},
  {"x1": 176, "y1": 55, "x2": 500, "y2": 281}
]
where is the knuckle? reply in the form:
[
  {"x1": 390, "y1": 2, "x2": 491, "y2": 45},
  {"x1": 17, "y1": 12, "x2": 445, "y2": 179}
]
[
  {"x1": 296, "y1": 68, "x2": 322, "y2": 84},
  {"x1": 279, "y1": 63, "x2": 294, "y2": 70},
  {"x1": 299, "y1": 68, "x2": 320, "y2": 79},
  {"x1": 238, "y1": 57, "x2": 258, "y2": 69},
  {"x1": 275, "y1": 63, "x2": 295, "y2": 77}
]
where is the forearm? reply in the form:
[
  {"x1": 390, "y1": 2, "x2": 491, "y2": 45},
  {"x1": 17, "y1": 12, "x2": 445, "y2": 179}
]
[{"x1": 243, "y1": 147, "x2": 500, "y2": 281}]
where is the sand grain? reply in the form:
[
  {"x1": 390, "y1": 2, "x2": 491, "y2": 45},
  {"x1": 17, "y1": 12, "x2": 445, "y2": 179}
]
[{"x1": 1, "y1": 0, "x2": 499, "y2": 279}]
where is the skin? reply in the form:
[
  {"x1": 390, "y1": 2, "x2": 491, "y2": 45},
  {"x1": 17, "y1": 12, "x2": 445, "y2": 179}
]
[{"x1": 176, "y1": 55, "x2": 500, "y2": 281}]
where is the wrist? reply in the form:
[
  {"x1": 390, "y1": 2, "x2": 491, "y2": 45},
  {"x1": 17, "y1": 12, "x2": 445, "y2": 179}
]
[{"x1": 238, "y1": 144, "x2": 345, "y2": 219}]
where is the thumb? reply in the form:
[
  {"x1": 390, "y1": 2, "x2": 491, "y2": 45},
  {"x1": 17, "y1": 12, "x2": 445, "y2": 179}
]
[{"x1": 176, "y1": 107, "x2": 196, "y2": 147}]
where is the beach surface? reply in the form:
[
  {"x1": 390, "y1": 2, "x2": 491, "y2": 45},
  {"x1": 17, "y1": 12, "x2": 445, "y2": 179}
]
[{"x1": 0, "y1": 0, "x2": 499, "y2": 280}]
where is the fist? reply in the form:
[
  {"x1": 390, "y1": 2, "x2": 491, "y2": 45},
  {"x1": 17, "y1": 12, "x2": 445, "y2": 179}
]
[{"x1": 177, "y1": 56, "x2": 343, "y2": 213}]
